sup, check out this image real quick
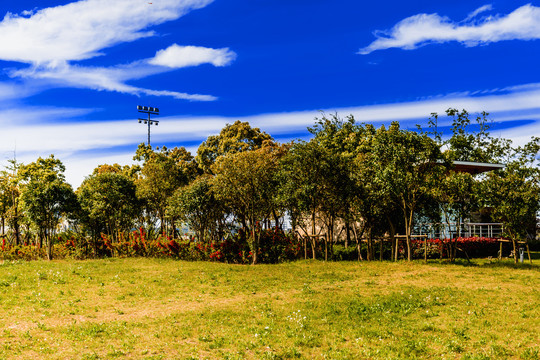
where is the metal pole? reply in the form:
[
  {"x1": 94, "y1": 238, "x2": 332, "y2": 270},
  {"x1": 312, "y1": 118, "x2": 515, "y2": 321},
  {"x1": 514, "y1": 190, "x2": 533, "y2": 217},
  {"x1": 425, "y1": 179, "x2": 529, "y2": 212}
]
[
  {"x1": 148, "y1": 112, "x2": 151, "y2": 146},
  {"x1": 137, "y1": 106, "x2": 159, "y2": 146}
]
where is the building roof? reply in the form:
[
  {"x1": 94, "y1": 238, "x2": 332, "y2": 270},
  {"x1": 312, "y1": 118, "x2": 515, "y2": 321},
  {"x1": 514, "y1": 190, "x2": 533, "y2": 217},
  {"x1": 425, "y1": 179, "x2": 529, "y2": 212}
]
[{"x1": 452, "y1": 160, "x2": 505, "y2": 175}]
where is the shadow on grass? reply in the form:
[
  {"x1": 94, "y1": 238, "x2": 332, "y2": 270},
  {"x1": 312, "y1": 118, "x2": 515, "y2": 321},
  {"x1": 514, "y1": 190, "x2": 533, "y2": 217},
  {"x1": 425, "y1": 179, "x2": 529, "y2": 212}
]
[
  {"x1": 424, "y1": 257, "x2": 539, "y2": 270},
  {"x1": 477, "y1": 261, "x2": 539, "y2": 270}
]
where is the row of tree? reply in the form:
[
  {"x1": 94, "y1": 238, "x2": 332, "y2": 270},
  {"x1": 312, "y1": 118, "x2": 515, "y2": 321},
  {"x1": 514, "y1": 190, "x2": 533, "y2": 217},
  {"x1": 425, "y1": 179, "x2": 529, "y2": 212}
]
[{"x1": 0, "y1": 109, "x2": 538, "y2": 263}]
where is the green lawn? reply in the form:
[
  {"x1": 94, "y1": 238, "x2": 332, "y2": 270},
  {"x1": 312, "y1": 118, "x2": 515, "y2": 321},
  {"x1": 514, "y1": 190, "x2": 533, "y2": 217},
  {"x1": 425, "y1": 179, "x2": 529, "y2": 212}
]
[{"x1": 0, "y1": 257, "x2": 538, "y2": 359}]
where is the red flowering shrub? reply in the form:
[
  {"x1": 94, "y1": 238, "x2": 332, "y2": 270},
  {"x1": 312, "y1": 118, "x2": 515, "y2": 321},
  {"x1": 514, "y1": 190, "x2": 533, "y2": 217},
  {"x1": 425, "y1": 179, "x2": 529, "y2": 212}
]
[
  {"x1": 257, "y1": 228, "x2": 302, "y2": 263},
  {"x1": 5, "y1": 230, "x2": 507, "y2": 262},
  {"x1": 407, "y1": 237, "x2": 502, "y2": 259}
]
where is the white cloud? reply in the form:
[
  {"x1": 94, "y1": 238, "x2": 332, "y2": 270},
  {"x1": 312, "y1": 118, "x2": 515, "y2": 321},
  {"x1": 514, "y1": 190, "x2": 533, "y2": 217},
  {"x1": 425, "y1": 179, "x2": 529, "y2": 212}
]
[
  {"x1": 463, "y1": 4, "x2": 493, "y2": 23},
  {"x1": 0, "y1": 82, "x2": 39, "y2": 102},
  {"x1": 359, "y1": 4, "x2": 540, "y2": 54},
  {"x1": 0, "y1": 106, "x2": 94, "y2": 126},
  {"x1": 3, "y1": 81, "x2": 540, "y2": 187},
  {"x1": 0, "y1": 0, "x2": 213, "y2": 65},
  {"x1": 0, "y1": 0, "x2": 232, "y2": 101},
  {"x1": 12, "y1": 62, "x2": 218, "y2": 101},
  {"x1": 149, "y1": 44, "x2": 237, "y2": 68},
  {"x1": 20, "y1": 9, "x2": 37, "y2": 17},
  {"x1": 143, "y1": 89, "x2": 217, "y2": 101}
]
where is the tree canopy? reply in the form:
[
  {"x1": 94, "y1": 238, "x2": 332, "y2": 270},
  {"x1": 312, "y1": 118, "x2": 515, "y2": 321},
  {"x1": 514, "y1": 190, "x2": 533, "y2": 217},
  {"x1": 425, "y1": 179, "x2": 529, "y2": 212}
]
[{"x1": 1, "y1": 110, "x2": 538, "y2": 263}]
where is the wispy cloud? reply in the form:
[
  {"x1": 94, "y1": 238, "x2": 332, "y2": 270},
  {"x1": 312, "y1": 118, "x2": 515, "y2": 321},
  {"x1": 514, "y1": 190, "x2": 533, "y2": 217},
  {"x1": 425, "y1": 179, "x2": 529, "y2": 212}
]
[
  {"x1": 0, "y1": 81, "x2": 40, "y2": 102},
  {"x1": 3, "y1": 81, "x2": 540, "y2": 186},
  {"x1": 359, "y1": 4, "x2": 540, "y2": 54},
  {"x1": 463, "y1": 4, "x2": 494, "y2": 23},
  {"x1": 11, "y1": 60, "x2": 219, "y2": 101},
  {"x1": 0, "y1": 0, "x2": 234, "y2": 101},
  {"x1": 0, "y1": 106, "x2": 95, "y2": 126}
]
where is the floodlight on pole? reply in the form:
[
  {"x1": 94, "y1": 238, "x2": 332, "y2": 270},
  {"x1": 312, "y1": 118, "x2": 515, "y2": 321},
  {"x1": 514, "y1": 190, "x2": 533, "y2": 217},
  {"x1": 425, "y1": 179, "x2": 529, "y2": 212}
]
[{"x1": 136, "y1": 105, "x2": 160, "y2": 146}]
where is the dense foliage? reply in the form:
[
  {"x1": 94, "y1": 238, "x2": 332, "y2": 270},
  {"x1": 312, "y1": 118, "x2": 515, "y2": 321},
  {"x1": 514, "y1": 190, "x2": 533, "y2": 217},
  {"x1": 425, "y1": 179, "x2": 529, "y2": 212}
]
[{"x1": 0, "y1": 109, "x2": 538, "y2": 263}]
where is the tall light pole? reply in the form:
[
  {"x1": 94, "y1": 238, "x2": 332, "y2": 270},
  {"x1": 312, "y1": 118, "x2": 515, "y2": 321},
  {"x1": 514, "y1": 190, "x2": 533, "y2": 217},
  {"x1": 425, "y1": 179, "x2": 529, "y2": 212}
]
[{"x1": 137, "y1": 105, "x2": 160, "y2": 146}]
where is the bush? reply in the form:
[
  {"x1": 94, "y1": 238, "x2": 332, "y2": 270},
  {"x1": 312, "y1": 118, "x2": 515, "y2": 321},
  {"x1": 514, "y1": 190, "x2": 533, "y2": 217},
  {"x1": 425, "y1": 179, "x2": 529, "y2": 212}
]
[
  {"x1": 407, "y1": 237, "x2": 502, "y2": 259},
  {"x1": 0, "y1": 232, "x2": 509, "y2": 262},
  {"x1": 332, "y1": 245, "x2": 359, "y2": 261},
  {"x1": 258, "y1": 228, "x2": 302, "y2": 263}
]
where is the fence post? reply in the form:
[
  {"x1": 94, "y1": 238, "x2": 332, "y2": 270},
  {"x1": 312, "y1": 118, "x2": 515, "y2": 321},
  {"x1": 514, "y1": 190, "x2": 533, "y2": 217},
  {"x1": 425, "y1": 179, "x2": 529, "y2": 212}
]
[
  {"x1": 394, "y1": 234, "x2": 399, "y2": 261},
  {"x1": 424, "y1": 236, "x2": 427, "y2": 262}
]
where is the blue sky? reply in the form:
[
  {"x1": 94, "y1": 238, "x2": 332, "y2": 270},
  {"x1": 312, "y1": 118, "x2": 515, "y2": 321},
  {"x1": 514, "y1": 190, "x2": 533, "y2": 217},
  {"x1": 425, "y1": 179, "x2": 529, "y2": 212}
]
[{"x1": 1, "y1": 0, "x2": 540, "y2": 186}]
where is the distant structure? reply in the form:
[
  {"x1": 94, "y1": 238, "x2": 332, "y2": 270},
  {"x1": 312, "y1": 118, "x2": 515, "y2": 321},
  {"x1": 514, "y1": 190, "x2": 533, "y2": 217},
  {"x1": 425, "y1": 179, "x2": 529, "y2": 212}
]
[{"x1": 137, "y1": 105, "x2": 160, "y2": 146}]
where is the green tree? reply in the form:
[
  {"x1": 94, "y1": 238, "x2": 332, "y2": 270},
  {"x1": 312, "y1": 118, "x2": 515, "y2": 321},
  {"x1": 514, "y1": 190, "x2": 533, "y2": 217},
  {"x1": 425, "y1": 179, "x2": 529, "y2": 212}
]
[
  {"x1": 0, "y1": 160, "x2": 24, "y2": 245},
  {"x1": 211, "y1": 144, "x2": 281, "y2": 264},
  {"x1": 18, "y1": 155, "x2": 77, "y2": 260},
  {"x1": 482, "y1": 138, "x2": 540, "y2": 262},
  {"x1": 0, "y1": 173, "x2": 11, "y2": 239},
  {"x1": 278, "y1": 140, "x2": 332, "y2": 260},
  {"x1": 432, "y1": 170, "x2": 478, "y2": 260},
  {"x1": 430, "y1": 108, "x2": 511, "y2": 164},
  {"x1": 134, "y1": 144, "x2": 197, "y2": 236},
  {"x1": 91, "y1": 163, "x2": 141, "y2": 179},
  {"x1": 196, "y1": 120, "x2": 274, "y2": 173},
  {"x1": 353, "y1": 125, "x2": 395, "y2": 260},
  {"x1": 308, "y1": 114, "x2": 364, "y2": 257},
  {"x1": 77, "y1": 171, "x2": 140, "y2": 249},
  {"x1": 168, "y1": 175, "x2": 224, "y2": 242},
  {"x1": 370, "y1": 122, "x2": 443, "y2": 261}
]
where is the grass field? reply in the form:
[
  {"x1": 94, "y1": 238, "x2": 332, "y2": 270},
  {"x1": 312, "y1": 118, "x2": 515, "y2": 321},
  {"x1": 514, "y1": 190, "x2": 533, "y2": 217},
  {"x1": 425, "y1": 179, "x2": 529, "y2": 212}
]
[{"x1": 0, "y1": 256, "x2": 538, "y2": 360}]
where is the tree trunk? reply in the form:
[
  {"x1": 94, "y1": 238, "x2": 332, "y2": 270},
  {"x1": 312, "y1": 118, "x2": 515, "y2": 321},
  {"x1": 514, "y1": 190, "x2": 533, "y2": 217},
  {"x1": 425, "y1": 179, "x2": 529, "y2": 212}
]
[
  {"x1": 365, "y1": 227, "x2": 371, "y2": 261},
  {"x1": 325, "y1": 216, "x2": 334, "y2": 261},
  {"x1": 46, "y1": 230, "x2": 53, "y2": 261},
  {"x1": 512, "y1": 239, "x2": 518, "y2": 263},
  {"x1": 509, "y1": 229, "x2": 518, "y2": 264},
  {"x1": 395, "y1": 235, "x2": 400, "y2": 261},
  {"x1": 171, "y1": 218, "x2": 177, "y2": 239},
  {"x1": 324, "y1": 235, "x2": 328, "y2": 262},
  {"x1": 388, "y1": 219, "x2": 396, "y2": 262},
  {"x1": 310, "y1": 237, "x2": 316, "y2": 260},
  {"x1": 251, "y1": 228, "x2": 258, "y2": 265},
  {"x1": 273, "y1": 210, "x2": 280, "y2": 230},
  {"x1": 405, "y1": 210, "x2": 412, "y2": 261},
  {"x1": 159, "y1": 212, "x2": 165, "y2": 236},
  {"x1": 303, "y1": 235, "x2": 307, "y2": 260},
  {"x1": 241, "y1": 214, "x2": 248, "y2": 234},
  {"x1": 406, "y1": 232, "x2": 412, "y2": 262},
  {"x1": 404, "y1": 207, "x2": 413, "y2": 262},
  {"x1": 250, "y1": 215, "x2": 258, "y2": 265},
  {"x1": 13, "y1": 205, "x2": 20, "y2": 246},
  {"x1": 93, "y1": 230, "x2": 98, "y2": 258},
  {"x1": 345, "y1": 220, "x2": 351, "y2": 249},
  {"x1": 379, "y1": 238, "x2": 383, "y2": 261},
  {"x1": 351, "y1": 222, "x2": 363, "y2": 261},
  {"x1": 311, "y1": 211, "x2": 317, "y2": 260}
]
